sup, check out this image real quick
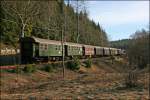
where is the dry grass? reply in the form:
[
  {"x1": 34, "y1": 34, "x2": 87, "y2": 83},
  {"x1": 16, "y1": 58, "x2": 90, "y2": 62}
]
[{"x1": 1, "y1": 57, "x2": 149, "y2": 100}]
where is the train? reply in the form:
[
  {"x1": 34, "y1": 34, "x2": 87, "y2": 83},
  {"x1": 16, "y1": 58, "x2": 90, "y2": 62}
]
[{"x1": 20, "y1": 37, "x2": 125, "y2": 64}]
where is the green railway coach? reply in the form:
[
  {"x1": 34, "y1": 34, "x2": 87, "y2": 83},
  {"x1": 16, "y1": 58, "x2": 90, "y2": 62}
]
[
  {"x1": 21, "y1": 37, "x2": 63, "y2": 63},
  {"x1": 37, "y1": 38, "x2": 63, "y2": 57},
  {"x1": 65, "y1": 42, "x2": 83, "y2": 57}
]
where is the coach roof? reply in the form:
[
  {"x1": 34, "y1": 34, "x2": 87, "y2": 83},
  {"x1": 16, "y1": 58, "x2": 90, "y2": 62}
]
[
  {"x1": 21, "y1": 37, "x2": 62, "y2": 45},
  {"x1": 65, "y1": 42, "x2": 82, "y2": 47},
  {"x1": 22, "y1": 37, "x2": 84, "y2": 46}
]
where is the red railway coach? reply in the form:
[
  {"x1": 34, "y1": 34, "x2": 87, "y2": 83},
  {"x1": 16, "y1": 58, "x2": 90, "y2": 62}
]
[{"x1": 83, "y1": 45, "x2": 95, "y2": 57}]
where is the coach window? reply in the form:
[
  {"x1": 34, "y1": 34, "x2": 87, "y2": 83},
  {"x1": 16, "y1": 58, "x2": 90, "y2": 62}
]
[
  {"x1": 45, "y1": 44, "x2": 47, "y2": 50},
  {"x1": 70, "y1": 46, "x2": 71, "y2": 50},
  {"x1": 55, "y1": 46, "x2": 57, "y2": 50},
  {"x1": 59, "y1": 45, "x2": 61, "y2": 50},
  {"x1": 58, "y1": 45, "x2": 60, "y2": 50},
  {"x1": 40, "y1": 44, "x2": 43, "y2": 50}
]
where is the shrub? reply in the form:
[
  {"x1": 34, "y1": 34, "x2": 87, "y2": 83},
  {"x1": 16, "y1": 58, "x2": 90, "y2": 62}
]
[
  {"x1": 23, "y1": 64, "x2": 36, "y2": 73},
  {"x1": 44, "y1": 64, "x2": 53, "y2": 72},
  {"x1": 67, "y1": 57, "x2": 80, "y2": 70},
  {"x1": 32, "y1": 64, "x2": 37, "y2": 72},
  {"x1": 85, "y1": 58, "x2": 92, "y2": 68},
  {"x1": 51, "y1": 63, "x2": 60, "y2": 69}
]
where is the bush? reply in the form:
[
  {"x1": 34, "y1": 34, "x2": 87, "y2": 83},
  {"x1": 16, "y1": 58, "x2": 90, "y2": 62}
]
[
  {"x1": 44, "y1": 64, "x2": 53, "y2": 72},
  {"x1": 84, "y1": 58, "x2": 92, "y2": 68},
  {"x1": 32, "y1": 65, "x2": 37, "y2": 72},
  {"x1": 23, "y1": 64, "x2": 36, "y2": 73},
  {"x1": 67, "y1": 57, "x2": 80, "y2": 70},
  {"x1": 51, "y1": 63, "x2": 60, "y2": 68}
]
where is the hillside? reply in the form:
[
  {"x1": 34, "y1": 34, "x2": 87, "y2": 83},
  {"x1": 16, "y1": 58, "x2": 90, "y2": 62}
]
[
  {"x1": 1, "y1": 57, "x2": 149, "y2": 99},
  {"x1": 1, "y1": 1, "x2": 108, "y2": 48},
  {"x1": 110, "y1": 39, "x2": 131, "y2": 50}
]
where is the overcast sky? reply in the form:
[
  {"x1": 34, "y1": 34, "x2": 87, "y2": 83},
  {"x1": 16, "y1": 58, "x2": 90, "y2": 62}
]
[{"x1": 87, "y1": 1, "x2": 149, "y2": 41}]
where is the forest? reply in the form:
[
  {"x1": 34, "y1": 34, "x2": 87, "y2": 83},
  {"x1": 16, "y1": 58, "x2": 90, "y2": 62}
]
[
  {"x1": 0, "y1": 0, "x2": 149, "y2": 68},
  {"x1": 0, "y1": 0, "x2": 108, "y2": 48},
  {"x1": 127, "y1": 29, "x2": 149, "y2": 69},
  {"x1": 111, "y1": 29, "x2": 149, "y2": 69},
  {"x1": 110, "y1": 39, "x2": 131, "y2": 50}
]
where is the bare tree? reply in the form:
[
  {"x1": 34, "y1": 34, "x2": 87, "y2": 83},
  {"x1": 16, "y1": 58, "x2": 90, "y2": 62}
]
[
  {"x1": 1, "y1": 0, "x2": 41, "y2": 64},
  {"x1": 70, "y1": 0, "x2": 87, "y2": 43},
  {"x1": 1, "y1": 0, "x2": 40, "y2": 38},
  {"x1": 128, "y1": 29, "x2": 149, "y2": 69}
]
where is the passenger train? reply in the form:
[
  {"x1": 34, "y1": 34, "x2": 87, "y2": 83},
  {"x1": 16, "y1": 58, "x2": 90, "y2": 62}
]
[{"x1": 20, "y1": 37, "x2": 125, "y2": 64}]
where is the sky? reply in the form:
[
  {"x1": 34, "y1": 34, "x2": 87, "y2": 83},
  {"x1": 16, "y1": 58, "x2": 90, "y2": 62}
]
[{"x1": 86, "y1": 1, "x2": 149, "y2": 41}]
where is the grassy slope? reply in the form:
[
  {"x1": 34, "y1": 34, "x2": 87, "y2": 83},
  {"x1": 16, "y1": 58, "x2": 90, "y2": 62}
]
[{"x1": 1, "y1": 57, "x2": 149, "y2": 99}]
